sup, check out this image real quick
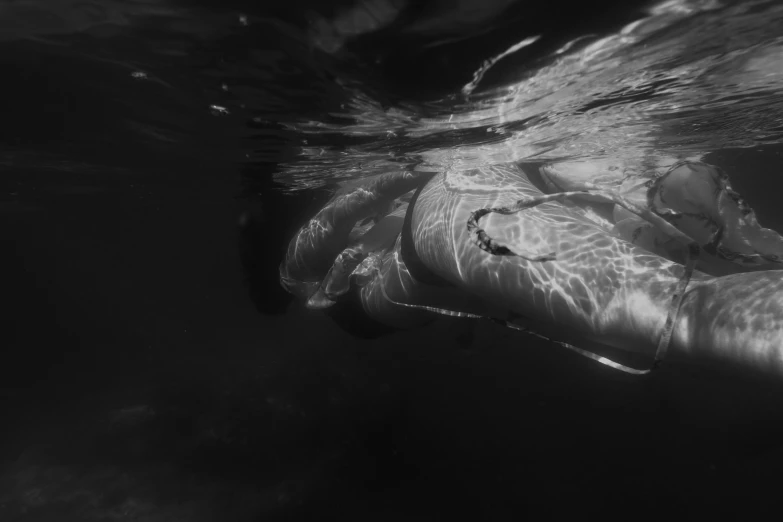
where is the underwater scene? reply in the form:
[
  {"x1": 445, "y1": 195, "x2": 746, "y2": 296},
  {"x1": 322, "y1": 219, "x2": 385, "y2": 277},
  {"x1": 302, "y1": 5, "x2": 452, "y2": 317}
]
[{"x1": 5, "y1": 0, "x2": 783, "y2": 520}]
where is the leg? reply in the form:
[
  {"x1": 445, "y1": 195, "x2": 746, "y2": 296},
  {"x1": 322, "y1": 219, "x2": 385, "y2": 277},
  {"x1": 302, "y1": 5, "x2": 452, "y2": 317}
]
[{"x1": 401, "y1": 164, "x2": 783, "y2": 377}]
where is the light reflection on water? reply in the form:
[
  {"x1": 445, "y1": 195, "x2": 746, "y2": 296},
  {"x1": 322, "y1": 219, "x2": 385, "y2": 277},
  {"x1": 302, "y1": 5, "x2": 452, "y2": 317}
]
[
  {"x1": 5, "y1": 0, "x2": 783, "y2": 519},
  {"x1": 277, "y1": 0, "x2": 783, "y2": 191}
]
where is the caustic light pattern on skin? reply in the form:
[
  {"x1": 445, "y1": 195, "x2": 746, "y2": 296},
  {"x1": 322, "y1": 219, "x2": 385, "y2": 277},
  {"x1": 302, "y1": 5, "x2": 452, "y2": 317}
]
[{"x1": 280, "y1": 160, "x2": 783, "y2": 378}]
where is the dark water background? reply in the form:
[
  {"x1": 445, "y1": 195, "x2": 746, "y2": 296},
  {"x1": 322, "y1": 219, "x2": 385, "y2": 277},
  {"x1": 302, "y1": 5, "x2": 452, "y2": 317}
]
[{"x1": 4, "y1": 0, "x2": 783, "y2": 520}]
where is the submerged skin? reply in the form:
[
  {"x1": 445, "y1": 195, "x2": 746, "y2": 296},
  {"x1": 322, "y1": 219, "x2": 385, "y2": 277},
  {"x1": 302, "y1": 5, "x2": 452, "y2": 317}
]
[
  {"x1": 279, "y1": 170, "x2": 432, "y2": 301},
  {"x1": 280, "y1": 163, "x2": 783, "y2": 378}
]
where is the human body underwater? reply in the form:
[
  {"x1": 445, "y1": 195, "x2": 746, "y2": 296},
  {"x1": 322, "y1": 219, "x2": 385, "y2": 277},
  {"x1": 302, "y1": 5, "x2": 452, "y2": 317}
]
[
  {"x1": 279, "y1": 157, "x2": 783, "y2": 377},
  {"x1": 274, "y1": 0, "x2": 783, "y2": 380}
]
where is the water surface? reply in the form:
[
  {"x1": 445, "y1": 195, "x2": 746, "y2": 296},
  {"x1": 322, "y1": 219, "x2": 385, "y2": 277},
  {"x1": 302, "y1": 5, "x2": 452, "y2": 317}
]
[{"x1": 4, "y1": 0, "x2": 783, "y2": 520}]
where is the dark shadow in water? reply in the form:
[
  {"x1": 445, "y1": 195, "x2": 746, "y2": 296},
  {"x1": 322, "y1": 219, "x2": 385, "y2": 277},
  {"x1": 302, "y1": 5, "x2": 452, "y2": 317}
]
[{"x1": 5, "y1": 2, "x2": 783, "y2": 521}]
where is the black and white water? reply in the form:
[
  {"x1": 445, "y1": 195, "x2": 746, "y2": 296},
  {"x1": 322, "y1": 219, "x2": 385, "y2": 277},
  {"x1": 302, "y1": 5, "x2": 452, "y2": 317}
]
[{"x1": 4, "y1": 0, "x2": 783, "y2": 520}]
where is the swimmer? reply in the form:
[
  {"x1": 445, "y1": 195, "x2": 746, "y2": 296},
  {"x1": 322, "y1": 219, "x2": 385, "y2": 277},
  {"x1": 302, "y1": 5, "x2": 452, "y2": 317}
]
[{"x1": 280, "y1": 160, "x2": 783, "y2": 378}]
